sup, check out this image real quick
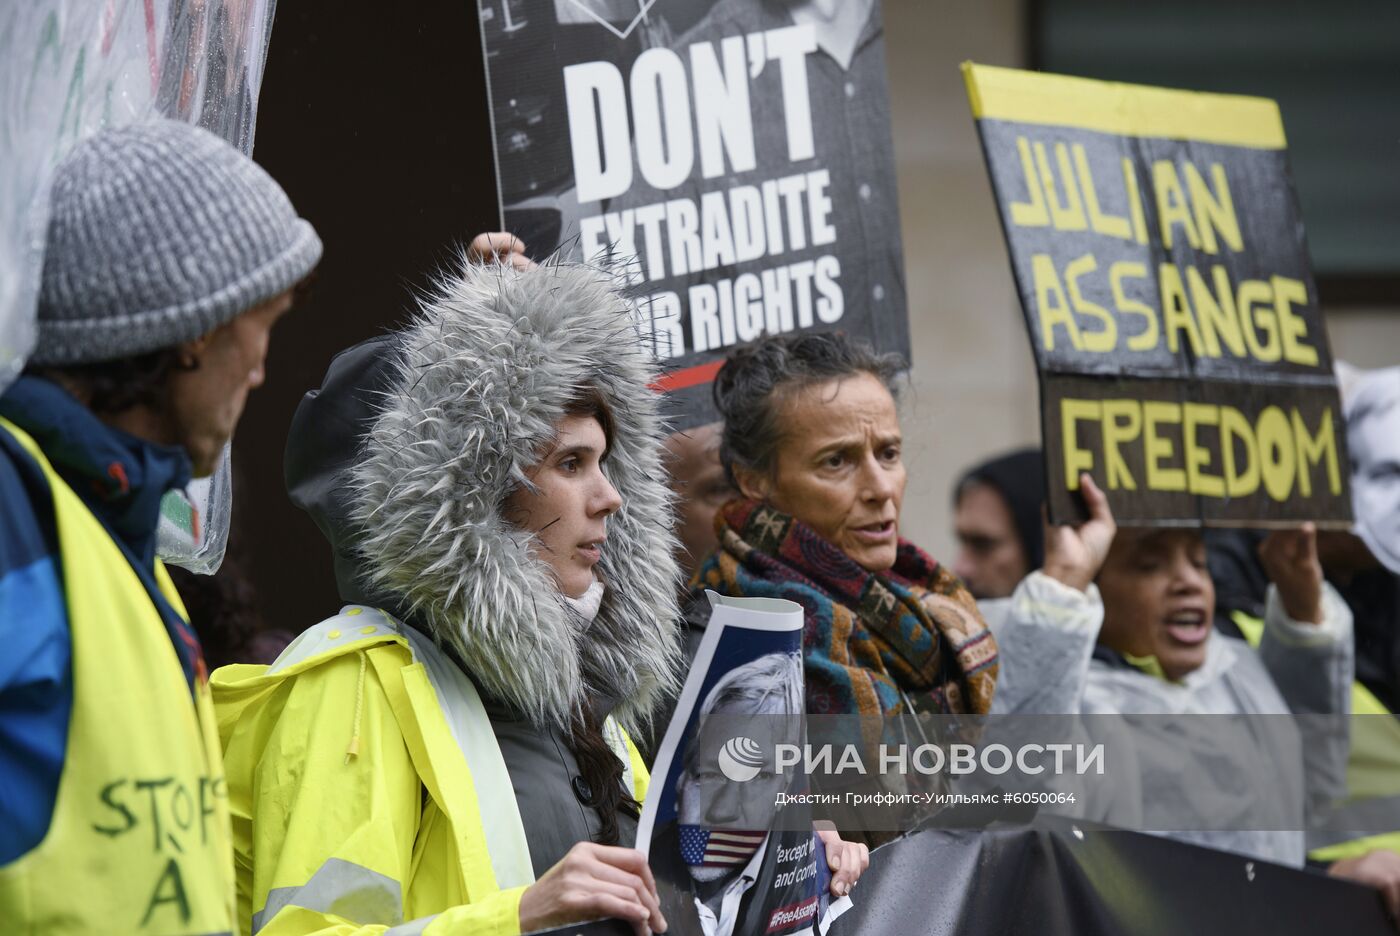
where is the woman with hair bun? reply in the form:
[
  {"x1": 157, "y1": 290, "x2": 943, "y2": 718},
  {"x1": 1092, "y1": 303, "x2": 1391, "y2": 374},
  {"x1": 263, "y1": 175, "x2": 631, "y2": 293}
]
[{"x1": 694, "y1": 331, "x2": 999, "y2": 719}]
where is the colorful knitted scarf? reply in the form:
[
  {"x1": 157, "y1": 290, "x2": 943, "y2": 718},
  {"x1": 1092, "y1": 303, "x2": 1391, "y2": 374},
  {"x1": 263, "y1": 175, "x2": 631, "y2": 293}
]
[{"x1": 692, "y1": 499, "x2": 999, "y2": 717}]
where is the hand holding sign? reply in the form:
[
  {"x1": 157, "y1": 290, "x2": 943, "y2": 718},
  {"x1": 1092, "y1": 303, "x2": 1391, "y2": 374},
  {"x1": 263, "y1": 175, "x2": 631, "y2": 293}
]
[
  {"x1": 1328, "y1": 849, "x2": 1400, "y2": 922},
  {"x1": 467, "y1": 232, "x2": 536, "y2": 271},
  {"x1": 519, "y1": 841, "x2": 669, "y2": 936},
  {"x1": 1042, "y1": 474, "x2": 1117, "y2": 594},
  {"x1": 815, "y1": 827, "x2": 869, "y2": 898},
  {"x1": 1257, "y1": 523, "x2": 1324, "y2": 626},
  {"x1": 480, "y1": 3, "x2": 910, "y2": 429}
]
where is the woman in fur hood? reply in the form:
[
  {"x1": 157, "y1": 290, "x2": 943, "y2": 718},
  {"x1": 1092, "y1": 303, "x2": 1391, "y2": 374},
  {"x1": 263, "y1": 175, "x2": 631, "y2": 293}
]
[{"x1": 213, "y1": 250, "x2": 683, "y2": 935}]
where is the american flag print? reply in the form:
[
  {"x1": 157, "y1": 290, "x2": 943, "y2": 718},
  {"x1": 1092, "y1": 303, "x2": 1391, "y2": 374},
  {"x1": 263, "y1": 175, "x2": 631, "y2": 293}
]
[{"x1": 678, "y1": 826, "x2": 767, "y2": 867}]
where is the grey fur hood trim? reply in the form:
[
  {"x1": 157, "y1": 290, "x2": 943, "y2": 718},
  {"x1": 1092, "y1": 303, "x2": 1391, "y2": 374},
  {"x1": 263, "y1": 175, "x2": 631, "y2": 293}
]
[{"x1": 349, "y1": 260, "x2": 682, "y2": 733}]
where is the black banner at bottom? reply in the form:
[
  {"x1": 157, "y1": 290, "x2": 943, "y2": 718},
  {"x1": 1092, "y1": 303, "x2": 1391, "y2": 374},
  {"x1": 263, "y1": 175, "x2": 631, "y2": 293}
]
[
  {"x1": 829, "y1": 817, "x2": 1391, "y2": 935},
  {"x1": 528, "y1": 816, "x2": 1391, "y2": 935}
]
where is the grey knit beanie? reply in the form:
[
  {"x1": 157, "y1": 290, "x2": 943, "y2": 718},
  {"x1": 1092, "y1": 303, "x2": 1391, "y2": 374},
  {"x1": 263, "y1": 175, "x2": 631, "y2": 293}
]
[{"x1": 32, "y1": 119, "x2": 322, "y2": 365}]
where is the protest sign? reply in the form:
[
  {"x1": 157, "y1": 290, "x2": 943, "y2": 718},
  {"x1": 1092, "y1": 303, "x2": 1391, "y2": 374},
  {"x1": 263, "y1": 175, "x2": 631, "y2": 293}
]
[
  {"x1": 639, "y1": 592, "x2": 850, "y2": 936},
  {"x1": 963, "y1": 63, "x2": 1352, "y2": 526},
  {"x1": 476, "y1": 0, "x2": 910, "y2": 425}
]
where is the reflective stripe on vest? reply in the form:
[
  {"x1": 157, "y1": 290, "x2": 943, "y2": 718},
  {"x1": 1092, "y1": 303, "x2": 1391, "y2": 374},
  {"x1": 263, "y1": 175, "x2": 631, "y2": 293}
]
[
  {"x1": 270, "y1": 610, "x2": 536, "y2": 893},
  {"x1": 0, "y1": 418, "x2": 235, "y2": 935},
  {"x1": 602, "y1": 717, "x2": 641, "y2": 803},
  {"x1": 264, "y1": 607, "x2": 648, "y2": 910},
  {"x1": 252, "y1": 858, "x2": 403, "y2": 933}
]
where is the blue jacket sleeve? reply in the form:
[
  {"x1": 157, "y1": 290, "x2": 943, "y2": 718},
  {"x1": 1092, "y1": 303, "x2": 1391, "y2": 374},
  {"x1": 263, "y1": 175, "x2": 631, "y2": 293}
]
[{"x1": 0, "y1": 436, "x2": 73, "y2": 865}]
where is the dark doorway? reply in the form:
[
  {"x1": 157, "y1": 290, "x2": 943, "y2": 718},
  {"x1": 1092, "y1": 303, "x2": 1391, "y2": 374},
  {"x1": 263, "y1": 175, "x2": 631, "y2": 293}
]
[{"x1": 239, "y1": 1, "x2": 499, "y2": 634}]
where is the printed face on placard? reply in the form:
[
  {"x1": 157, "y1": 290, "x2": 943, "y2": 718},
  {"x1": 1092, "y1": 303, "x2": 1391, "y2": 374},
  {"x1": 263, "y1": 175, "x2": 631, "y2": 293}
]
[
  {"x1": 677, "y1": 709, "x2": 790, "y2": 881},
  {"x1": 674, "y1": 651, "x2": 803, "y2": 883},
  {"x1": 1350, "y1": 387, "x2": 1400, "y2": 572}
]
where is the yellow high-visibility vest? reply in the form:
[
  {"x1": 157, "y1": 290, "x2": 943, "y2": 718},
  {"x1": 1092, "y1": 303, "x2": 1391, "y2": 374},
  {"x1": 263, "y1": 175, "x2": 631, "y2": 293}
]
[
  {"x1": 214, "y1": 608, "x2": 650, "y2": 935},
  {"x1": 0, "y1": 417, "x2": 235, "y2": 935}
]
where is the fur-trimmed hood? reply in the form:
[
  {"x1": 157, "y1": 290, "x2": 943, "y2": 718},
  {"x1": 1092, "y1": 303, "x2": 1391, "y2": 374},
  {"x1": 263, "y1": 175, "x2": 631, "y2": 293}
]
[{"x1": 286, "y1": 261, "x2": 682, "y2": 733}]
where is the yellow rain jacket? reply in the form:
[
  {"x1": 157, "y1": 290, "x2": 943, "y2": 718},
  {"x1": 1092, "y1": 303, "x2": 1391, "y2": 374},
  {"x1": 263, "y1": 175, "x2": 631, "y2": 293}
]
[
  {"x1": 228, "y1": 265, "x2": 683, "y2": 934},
  {"x1": 214, "y1": 607, "x2": 649, "y2": 936}
]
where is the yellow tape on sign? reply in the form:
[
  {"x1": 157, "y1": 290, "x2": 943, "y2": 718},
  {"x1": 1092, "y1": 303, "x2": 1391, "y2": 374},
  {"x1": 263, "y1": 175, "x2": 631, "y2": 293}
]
[{"x1": 962, "y1": 62, "x2": 1286, "y2": 150}]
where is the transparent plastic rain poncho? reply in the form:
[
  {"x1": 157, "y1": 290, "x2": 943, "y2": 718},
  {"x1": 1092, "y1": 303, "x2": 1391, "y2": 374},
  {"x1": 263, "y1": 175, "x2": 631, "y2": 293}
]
[{"x1": 1, "y1": 0, "x2": 278, "y2": 574}]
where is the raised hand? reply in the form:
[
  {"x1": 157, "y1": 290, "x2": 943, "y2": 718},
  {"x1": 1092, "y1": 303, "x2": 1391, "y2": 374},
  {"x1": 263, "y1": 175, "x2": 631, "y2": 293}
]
[
  {"x1": 1258, "y1": 522, "x2": 1324, "y2": 625},
  {"x1": 1041, "y1": 474, "x2": 1117, "y2": 593},
  {"x1": 468, "y1": 231, "x2": 535, "y2": 270}
]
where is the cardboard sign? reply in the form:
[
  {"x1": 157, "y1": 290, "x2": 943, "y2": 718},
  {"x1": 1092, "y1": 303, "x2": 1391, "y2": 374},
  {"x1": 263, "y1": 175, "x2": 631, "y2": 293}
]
[
  {"x1": 964, "y1": 63, "x2": 1352, "y2": 526},
  {"x1": 477, "y1": 0, "x2": 910, "y2": 426}
]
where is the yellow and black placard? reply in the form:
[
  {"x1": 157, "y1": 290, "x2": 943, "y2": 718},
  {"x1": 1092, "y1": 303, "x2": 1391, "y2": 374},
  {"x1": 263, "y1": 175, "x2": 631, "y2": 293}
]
[{"x1": 963, "y1": 63, "x2": 1352, "y2": 526}]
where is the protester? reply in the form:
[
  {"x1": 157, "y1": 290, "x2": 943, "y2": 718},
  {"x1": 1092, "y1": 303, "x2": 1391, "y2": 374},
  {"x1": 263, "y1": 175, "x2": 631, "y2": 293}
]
[
  {"x1": 991, "y1": 475, "x2": 1400, "y2": 913},
  {"x1": 952, "y1": 448, "x2": 1046, "y2": 600},
  {"x1": 637, "y1": 422, "x2": 738, "y2": 761},
  {"x1": 1208, "y1": 363, "x2": 1400, "y2": 870},
  {"x1": 213, "y1": 259, "x2": 685, "y2": 935},
  {"x1": 664, "y1": 422, "x2": 736, "y2": 588},
  {"x1": 1309, "y1": 365, "x2": 1400, "y2": 877},
  {"x1": 1324, "y1": 363, "x2": 1400, "y2": 715},
  {"x1": 691, "y1": 332, "x2": 998, "y2": 718},
  {"x1": 0, "y1": 120, "x2": 320, "y2": 932},
  {"x1": 663, "y1": 419, "x2": 738, "y2": 681},
  {"x1": 1212, "y1": 365, "x2": 1400, "y2": 714},
  {"x1": 993, "y1": 476, "x2": 1342, "y2": 865}
]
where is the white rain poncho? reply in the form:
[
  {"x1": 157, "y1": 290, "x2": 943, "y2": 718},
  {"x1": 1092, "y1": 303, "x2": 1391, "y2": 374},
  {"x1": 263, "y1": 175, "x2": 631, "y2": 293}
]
[{"x1": 2, "y1": 0, "x2": 278, "y2": 572}]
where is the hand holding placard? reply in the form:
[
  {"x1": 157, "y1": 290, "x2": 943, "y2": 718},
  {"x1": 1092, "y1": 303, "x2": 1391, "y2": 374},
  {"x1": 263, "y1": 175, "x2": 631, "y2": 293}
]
[
  {"x1": 1257, "y1": 523, "x2": 1325, "y2": 626},
  {"x1": 1041, "y1": 474, "x2": 1117, "y2": 594},
  {"x1": 519, "y1": 841, "x2": 668, "y2": 936}
]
